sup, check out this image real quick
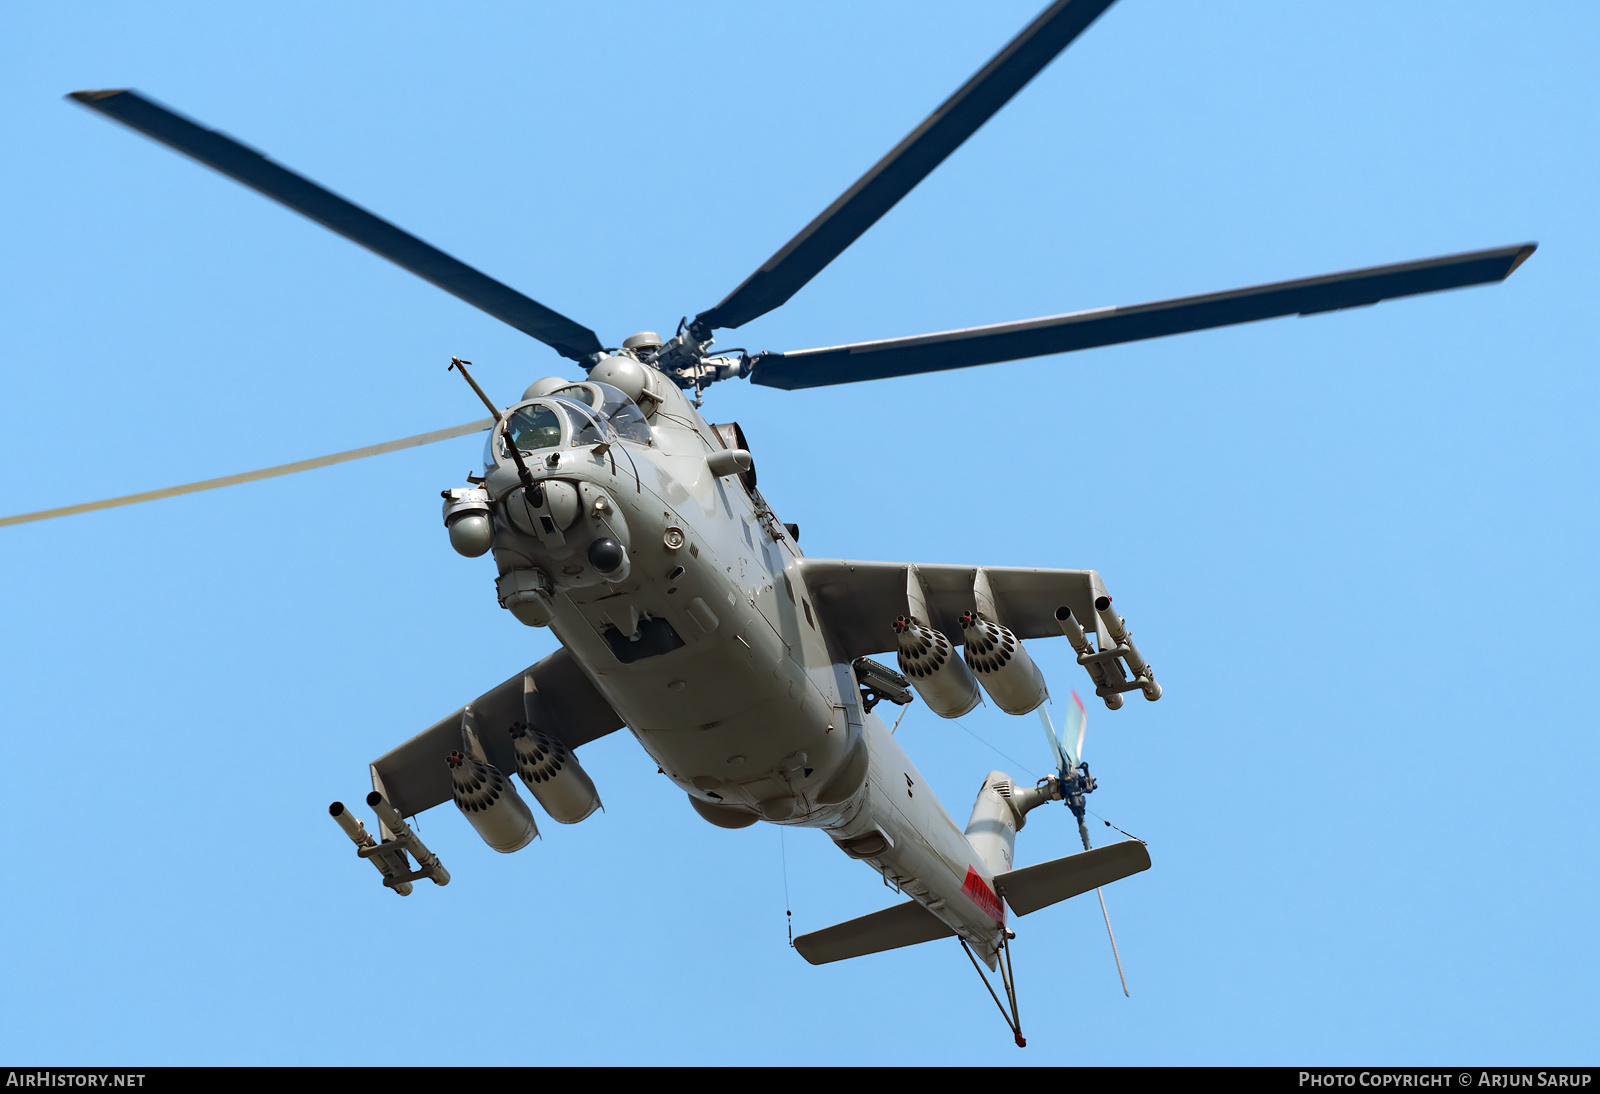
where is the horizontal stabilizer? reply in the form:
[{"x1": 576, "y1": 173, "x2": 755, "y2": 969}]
[
  {"x1": 794, "y1": 898, "x2": 954, "y2": 965},
  {"x1": 994, "y1": 839, "x2": 1150, "y2": 916},
  {"x1": 794, "y1": 840, "x2": 1150, "y2": 964}
]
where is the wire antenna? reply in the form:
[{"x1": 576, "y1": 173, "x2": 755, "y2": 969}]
[{"x1": 779, "y1": 828, "x2": 794, "y2": 948}]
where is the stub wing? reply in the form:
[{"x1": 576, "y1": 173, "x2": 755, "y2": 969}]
[
  {"x1": 798, "y1": 558, "x2": 1108, "y2": 661},
  {"x1": 369, "y1": 646, "x2": 624, "y2": 818}
]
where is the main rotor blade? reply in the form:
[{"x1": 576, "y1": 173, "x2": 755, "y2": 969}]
[
  {"x1": 751, "y1": 243, "x2": 1536, "y2": 389},
  {"x1": 694, "y1": 0, "x2": 1115, "y2": 334},
  {"x1": 68, "y1": 90, "x2": 603, "y2": 362},
  {"x1": 0, "y1": 418, "x2": 493, "y2": 528}
]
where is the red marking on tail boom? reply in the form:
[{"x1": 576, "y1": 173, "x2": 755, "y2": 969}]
[{"x1": 962, "y1": 866, "x2": 1005, "y2": 924}]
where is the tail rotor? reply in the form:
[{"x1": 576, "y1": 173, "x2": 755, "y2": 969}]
[
  {"x1": 1037, "y1": 691, "x2": 1129, "y2": 997},
  {"x1": 1039, "y1": 691, "x2": 1096, "y2": 849}
]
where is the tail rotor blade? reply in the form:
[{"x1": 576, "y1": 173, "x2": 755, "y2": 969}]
[
  {"x1": 1079, "y1": 823, "x2": 1129, "y2": 997},
  {"x1": 1037, "y1": 706, "x2": 1067, "y2": 773},
  {"x1": 1063, "y1": 689, "x2": 1087, "y2": 769},
  {"x1": 1096, "y1": 887, "x2": 1130, "y2": 998}
]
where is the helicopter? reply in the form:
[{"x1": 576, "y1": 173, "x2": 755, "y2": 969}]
[{"x1": 6, "y1": 0, "x2": 1535, "y2": 1047}]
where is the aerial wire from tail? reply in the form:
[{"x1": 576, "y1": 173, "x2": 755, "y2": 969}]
[
  {"x1": 949, "y1": 716, "x2": 1037, "y2": 778},
  {"x1": 779, "y1": 827, "x2": 794, "y2": 949},
  {"x1": 1087, "y1": 810, "x2": 1146, "y2": 845}
]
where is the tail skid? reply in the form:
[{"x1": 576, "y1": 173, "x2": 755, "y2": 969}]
[{"x1": 963, "y1": 932, "x2": 1026, "y2": 1048}]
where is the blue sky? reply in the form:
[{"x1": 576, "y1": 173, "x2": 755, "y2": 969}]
[{"x1": 2, "y1": 1, "x2": 1595, "y2": 1065}]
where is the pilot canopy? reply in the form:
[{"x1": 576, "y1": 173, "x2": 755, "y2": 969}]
[{"x1": 483, "y1": 382, "x2": 651, "y2": 469}]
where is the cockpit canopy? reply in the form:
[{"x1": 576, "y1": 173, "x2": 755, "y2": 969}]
[
  {"x1": 483, "y1": 382, "x2": 651, "y2": 468},
  {"x1": 547, "y1": 381, "x2": 652, "y2": 444}
]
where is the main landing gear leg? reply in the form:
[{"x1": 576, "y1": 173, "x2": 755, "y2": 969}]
[{"x1": 960, "y1": 930, "x2": 1025, "y2": 1048}]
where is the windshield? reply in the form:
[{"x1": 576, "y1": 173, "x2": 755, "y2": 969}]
[
  {"x1": 498, "y1": 404, "x2": 564, "y2": 459},
  {"x1": 482, "y1": 391, "x2": 649, "y2": 468}
]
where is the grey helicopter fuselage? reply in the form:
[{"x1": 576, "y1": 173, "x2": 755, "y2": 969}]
[
  {"x1": 466, "y1": 353, "x2": 1008, "y2": 954},
  {"x1": 42, "y1": 0, "x2": 1529, "y2": 1024}
]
